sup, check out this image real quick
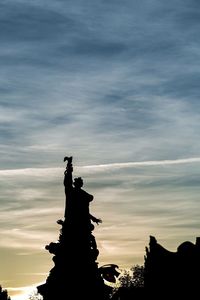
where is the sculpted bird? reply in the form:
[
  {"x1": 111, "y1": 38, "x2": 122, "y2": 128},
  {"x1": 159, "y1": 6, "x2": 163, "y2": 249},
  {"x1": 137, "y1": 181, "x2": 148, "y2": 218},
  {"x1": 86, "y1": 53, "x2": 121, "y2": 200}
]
[{"x1": 63, "y1": 156, "x2": 73, "y2": 163}]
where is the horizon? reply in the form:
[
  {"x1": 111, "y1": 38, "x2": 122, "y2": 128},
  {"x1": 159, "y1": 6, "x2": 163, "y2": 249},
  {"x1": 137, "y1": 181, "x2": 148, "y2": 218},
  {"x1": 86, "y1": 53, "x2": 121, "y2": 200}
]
[
  {"x1": 1, "y1": 0, "x2": 200, "y2": 299},
  {"x1": 2, "y1": 158, "x2": 200, "y2": 299}
]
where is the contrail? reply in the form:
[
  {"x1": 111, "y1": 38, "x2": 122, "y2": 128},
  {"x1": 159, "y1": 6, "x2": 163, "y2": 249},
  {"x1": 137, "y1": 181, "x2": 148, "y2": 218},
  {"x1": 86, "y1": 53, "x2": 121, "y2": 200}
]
[
  {"x1": 82, "y1": 157, "x2": 200, "y2": 170},
  {"x1": 0, "y1": 157, "x2": 200, "y2": 176}
]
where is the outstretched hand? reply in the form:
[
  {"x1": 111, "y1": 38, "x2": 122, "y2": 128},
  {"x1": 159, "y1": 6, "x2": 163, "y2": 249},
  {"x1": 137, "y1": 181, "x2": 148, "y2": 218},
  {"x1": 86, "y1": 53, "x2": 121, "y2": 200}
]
[
  {"x1": 90, "y1": 214, "x2": 102, "y2": 225},
  {"x1": 95, "y1": 218, "x2": 102, "y2": 225}
]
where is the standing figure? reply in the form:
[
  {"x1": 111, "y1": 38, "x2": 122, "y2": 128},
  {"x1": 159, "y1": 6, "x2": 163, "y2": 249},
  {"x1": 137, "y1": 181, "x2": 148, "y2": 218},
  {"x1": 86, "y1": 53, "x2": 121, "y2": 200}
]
[
  {"x1": 63, "y1": 156, "x2": 102, "y2": 231},
  {"x1": 37, "y1": 156, "x2": 106, "y2": 300}
]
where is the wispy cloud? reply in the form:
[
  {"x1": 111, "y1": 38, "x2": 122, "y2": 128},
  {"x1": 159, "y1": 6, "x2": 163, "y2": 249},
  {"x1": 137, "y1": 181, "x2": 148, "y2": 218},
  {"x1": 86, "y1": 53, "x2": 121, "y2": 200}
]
[
  {"x1": 1, "y1": 0, "x2": 200, "y2": 298},
  {"x1": 83, "y1": 157, "x2": 200, "y2": 170},
  {"x1": 1, "y1": 156, "x2": 200, "y2": 176},
  {"x1": 7, "y1": 284, "x2": 43, "y2": 300}
]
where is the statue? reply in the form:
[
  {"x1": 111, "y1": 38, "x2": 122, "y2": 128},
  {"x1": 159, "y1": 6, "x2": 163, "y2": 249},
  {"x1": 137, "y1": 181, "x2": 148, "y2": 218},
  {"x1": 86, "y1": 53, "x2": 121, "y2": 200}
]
[
  {"x1": 63, "y1": 156, "x2": 102, "y2": 233},
  {"x1": 37, "y1": 156, "x2": 106, "y2": 300}
]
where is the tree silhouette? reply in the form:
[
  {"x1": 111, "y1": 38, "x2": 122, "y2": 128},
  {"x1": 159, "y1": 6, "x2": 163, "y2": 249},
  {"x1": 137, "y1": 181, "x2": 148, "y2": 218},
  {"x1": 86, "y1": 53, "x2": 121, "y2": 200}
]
[
  {"x1": 130, "y1": 265, "x2": 144, "y2": 288},
  {"x1": 118, "y1": 265, "x2": 144, "y2": 289},
  {"x1": 111, "y1": 265, "x2": 144, "y2": 300},
  {"x1": 0, "y1": 286, "x2": 11, "y2": 300},
  {"x1": 28, "y1": 291, "x2": 43, "y2": 300}
]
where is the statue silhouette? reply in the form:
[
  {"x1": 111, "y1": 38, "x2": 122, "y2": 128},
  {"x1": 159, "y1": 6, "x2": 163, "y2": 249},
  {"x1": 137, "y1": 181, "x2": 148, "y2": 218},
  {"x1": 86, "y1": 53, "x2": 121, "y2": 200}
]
[
  {"x1": 63, "y1": 156, "x2": 102, "y2": 233},
  {"x1": 37, "y1": 156, "x2": 106, "y2": 300}
]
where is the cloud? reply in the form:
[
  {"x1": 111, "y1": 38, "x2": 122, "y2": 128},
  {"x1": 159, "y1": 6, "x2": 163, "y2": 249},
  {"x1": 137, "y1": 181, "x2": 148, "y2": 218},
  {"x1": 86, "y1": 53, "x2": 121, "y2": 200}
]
[
  {"x1": 7, "y1": 284, "x2": 43, "y2": 300},
  {"x1": 82, "y1": 157, "x2": 200, "y2": 170},
  {"x1": 1, "y1": 0, "x2": 200, "y2": 297},
  {"x1": 0, "y1": 155, "x2": 200, "y2": 179},
  {"x1": 1, "y1": 157, "x2": 199, "y2": 247}
]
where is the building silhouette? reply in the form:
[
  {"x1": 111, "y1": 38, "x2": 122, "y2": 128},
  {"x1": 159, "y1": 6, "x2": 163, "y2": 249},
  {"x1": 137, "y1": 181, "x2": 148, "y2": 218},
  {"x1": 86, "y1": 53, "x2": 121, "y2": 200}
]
[
  {"x1": 112, "y1": 235, "x2": 200, "y2": 299},
  {"x1": 36, "y1": 157, "x2": 200, "y2": 299},
  {"x1": 144, "y1": 235, "x2": 200, "y2": 298}
]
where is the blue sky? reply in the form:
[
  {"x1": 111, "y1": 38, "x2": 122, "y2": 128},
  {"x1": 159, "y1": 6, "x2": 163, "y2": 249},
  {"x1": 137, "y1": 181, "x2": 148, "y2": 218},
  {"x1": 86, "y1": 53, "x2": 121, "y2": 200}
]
[{"x1": 1, "y1": 0, "x2": 200, "y2": 299}]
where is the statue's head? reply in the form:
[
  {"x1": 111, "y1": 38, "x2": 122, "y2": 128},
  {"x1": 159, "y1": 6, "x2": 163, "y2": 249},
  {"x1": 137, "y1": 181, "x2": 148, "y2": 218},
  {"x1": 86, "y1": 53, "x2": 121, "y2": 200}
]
[{"x1": 74, "y1": 177, "x2": 83, "y2": 188}]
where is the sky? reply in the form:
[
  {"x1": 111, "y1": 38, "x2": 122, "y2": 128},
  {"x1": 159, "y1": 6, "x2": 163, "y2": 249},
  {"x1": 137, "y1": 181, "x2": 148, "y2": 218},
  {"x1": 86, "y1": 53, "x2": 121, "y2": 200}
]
[{"x1": 1, "y1": 0, "x2": 200, "y2": 299}]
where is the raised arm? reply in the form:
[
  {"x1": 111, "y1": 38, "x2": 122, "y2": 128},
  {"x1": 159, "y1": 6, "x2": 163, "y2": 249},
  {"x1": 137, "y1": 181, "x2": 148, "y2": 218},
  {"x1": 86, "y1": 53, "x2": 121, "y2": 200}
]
[{"x1": 63, "y1": 156, "x2": 73, "y2": 190}]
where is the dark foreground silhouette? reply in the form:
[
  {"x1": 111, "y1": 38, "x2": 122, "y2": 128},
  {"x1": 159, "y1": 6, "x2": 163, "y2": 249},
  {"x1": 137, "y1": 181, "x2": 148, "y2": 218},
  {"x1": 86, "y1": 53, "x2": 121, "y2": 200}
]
[
  {"x1": 2, "y1": 157, "x2": 200, "y2": 299},
  {"x1": 0, "y1": 286, "x2": 10, "y2": 300},
  {"x1": 112, "y1": 236, "x2": 200, "y2": 299},
  {"x1": 35, "y1": 157, "x2": 200, "y2": 300},
  {"x1": 37, "y1": 157, "x2": 118, "y2": 300},
  {"x1": 144, "y1": 235, "x2": 200, "y2": 299}
]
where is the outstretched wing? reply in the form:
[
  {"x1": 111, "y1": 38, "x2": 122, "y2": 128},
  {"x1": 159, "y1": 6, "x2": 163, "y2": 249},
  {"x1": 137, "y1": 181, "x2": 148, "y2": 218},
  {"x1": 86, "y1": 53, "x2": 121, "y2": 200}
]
[{"x1": 99, "y1": 264, "x2": 120, "y2": 283}]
